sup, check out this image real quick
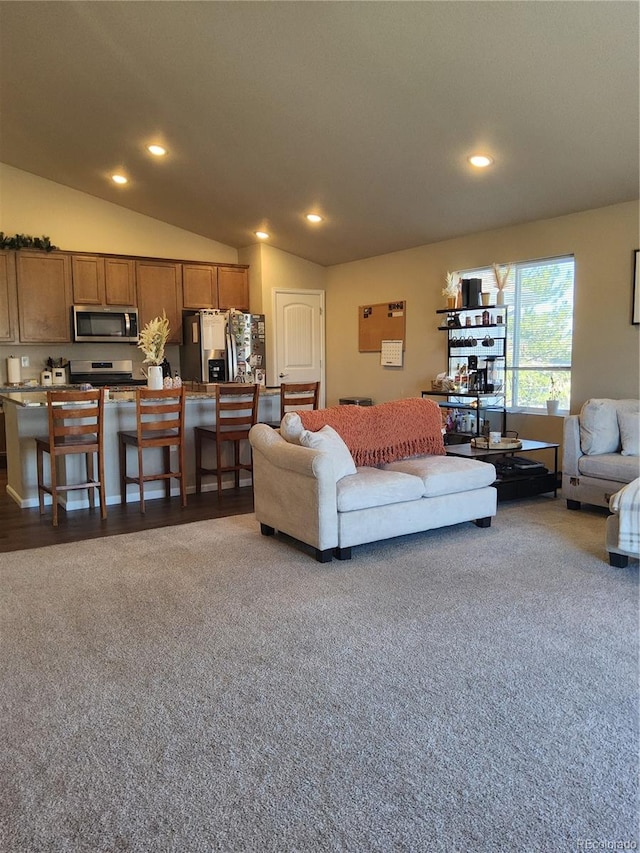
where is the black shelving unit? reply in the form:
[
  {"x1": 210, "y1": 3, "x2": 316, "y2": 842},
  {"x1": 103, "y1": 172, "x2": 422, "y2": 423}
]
[{"x1": 423, "y1": 304, "x2": 508, "y2": 441}]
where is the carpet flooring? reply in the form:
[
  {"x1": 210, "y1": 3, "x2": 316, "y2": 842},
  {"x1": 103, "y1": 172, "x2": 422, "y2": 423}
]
[{"x1": 1, "y1": 498, "x2": 638, "y2": 852}]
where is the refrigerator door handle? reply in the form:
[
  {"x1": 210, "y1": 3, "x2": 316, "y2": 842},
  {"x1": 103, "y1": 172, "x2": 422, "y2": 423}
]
[{"x1": 226, "y1": 330, "x2": 237, "y2": 382}]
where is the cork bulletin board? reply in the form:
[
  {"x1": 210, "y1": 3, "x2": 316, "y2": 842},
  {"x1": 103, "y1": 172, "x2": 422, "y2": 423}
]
[{"x1": 358, "y1": 301, "x2": 406, "y2": 352}]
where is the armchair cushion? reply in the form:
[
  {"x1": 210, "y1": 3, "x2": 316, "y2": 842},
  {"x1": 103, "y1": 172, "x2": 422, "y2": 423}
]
[
  {"x1": 579, "y1": 399, "x2": 620, "y2": 455},
  {"x1": 618, "y1": 410, "x2": 640, "y2": 457}
]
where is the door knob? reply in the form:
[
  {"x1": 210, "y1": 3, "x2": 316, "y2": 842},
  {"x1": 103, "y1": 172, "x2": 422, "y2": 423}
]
[{"x1": 279, "y1": 372, "x2": 288, "y2": 378}]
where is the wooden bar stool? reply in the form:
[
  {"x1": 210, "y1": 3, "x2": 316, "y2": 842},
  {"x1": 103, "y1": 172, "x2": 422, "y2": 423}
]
[
  {"x1": 195, "y1": 384, "x2": 259, "y2": 495},
  {"x1": 118, "y1": 386, "x2": 186, "y2": 513},
  {"x1": 35, "y1": 388, "x2": 106, "y2": 527},
  {"x1": 280, "y1": 381, "x2": 320, "y2": 420}
]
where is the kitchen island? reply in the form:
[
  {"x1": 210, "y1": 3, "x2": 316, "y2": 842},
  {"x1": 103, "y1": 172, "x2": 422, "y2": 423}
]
[{"x1": 1, "y1": 388, "x2": 280, "y2": 510}]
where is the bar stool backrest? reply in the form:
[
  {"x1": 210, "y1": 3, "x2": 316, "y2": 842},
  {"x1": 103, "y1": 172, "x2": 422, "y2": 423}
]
[
  {"x1": 215, "y1": 384, "x2": 260, "y2": 438},
  {"x1": 47, "y1": 388, "x2": 104, "y2": 446},
  {"x1": 135, "y1": 386, "x2": 185, "y2": 445},
  {"x1": 280, "y1": 381, "x2": 320, "y2": 420}
]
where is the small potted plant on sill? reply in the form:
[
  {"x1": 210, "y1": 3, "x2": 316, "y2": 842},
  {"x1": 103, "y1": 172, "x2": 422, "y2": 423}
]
[{"x1": 546, "y1": 374, "x2": 560, "y2": 415}]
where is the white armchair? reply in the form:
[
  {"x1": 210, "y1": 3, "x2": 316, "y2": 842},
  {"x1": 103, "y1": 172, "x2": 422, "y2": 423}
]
[{"x1": 562, "y1": 399, "x2": 639, "y2": 510}]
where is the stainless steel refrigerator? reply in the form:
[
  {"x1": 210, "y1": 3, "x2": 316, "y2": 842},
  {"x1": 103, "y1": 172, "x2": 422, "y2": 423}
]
[{"x1": 180, "y1": 309, "x2": 266, "y2": 384}]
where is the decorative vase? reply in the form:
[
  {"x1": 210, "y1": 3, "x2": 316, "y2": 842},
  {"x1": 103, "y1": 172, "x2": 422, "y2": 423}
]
[
  {"x1": 147, "y1": 365, "x2": 163, "y2": 390},
  {"x1": 546, "y1": 399, "x2": 560, "y2": 416},
  {"x1": 496, "y1": 290, "x2": 505, "y2": 306},
  {"x1": 447, "y1": 296, "x2": 456, "y2": 309}
]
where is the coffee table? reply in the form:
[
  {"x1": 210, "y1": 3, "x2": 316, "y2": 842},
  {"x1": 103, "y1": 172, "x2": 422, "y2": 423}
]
[{"x1": 445, "y1": 438, "x2": 559, "y2": 500}]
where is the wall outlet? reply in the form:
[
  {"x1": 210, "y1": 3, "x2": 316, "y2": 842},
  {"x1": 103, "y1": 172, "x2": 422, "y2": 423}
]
[{"x1": 20, "y1": 356, "x2": 29, "y2": 368}]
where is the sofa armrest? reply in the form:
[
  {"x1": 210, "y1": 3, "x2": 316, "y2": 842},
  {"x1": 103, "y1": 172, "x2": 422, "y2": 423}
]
[
  {"x1": 562, "y1": 414, "x2": 583, "y2": 478},
  {"x1": 249, "y1": 424, "x2": 339, "y2": 551}
]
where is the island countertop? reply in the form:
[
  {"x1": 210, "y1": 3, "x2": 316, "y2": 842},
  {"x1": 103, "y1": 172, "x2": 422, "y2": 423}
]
[
  {"x1": 0, "y1": 386, "x2": 280, "y2": 408},
  {"x1": 2, "y1": 386, "x2": 280, "y2": 510}
]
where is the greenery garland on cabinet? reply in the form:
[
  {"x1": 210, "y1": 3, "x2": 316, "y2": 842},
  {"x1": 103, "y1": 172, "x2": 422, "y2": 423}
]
[{"x1": 0, "y1": 233, "x2": 58, "y2": 251}]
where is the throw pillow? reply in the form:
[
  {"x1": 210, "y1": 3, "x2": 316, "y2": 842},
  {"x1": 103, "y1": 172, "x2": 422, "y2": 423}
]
[
  {"x1": 299, "y1": 425, "x2": 357, "y2": 480},
  {"x1": 618, "y1": 410, "x2": 640, "y2": 457},
  {"x1": 280, "y1": 412, "x2": 303, "y2": 444},
  {"x1": 579, "y1": 399, "x2": 620, "y2": 455}
]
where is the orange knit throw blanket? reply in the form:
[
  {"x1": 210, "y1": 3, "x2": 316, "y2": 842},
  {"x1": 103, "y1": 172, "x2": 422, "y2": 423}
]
[{"x1": 298, "y1": 398, "x2": 445, "y2": 466}]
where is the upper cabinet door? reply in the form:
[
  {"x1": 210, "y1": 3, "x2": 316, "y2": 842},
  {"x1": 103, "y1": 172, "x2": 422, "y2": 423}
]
[
  {"x1": 16, "y1": 251, "x2": 73, "y2": 342},
  {"x1": 217, "y1": 266, "x2": 249, "y2": 311},
  {"x1": 104, "y1": 257, "x2": 136, "y2": 305},
  {"x1": 72, "y1": 255, "x2": 136, "y2": 306},
  {"x1": 136, "y1": 260, "x2": 183, "y2": 344},
  {"x1": 72, "y1": 255, "x2": 105, "y2": 304},
  {"x1": 0, "y1": 251, "x2": 18, "y2": 342},
  {"x1": 182, "y1": 264, "x2": 218, "y2": 309}
]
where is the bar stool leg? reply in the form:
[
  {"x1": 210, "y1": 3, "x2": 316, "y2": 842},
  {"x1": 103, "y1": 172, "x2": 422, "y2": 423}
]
[
  {"x1": 36, "y1": 443, "x2": 45, "y2": 516},
  {"x1": 137, "y1": 446, "x2": 145, "y2": 513},
  {"x1": 51, "y1": 453, "x2": 59, "y2": 527},
  {"x1": 87, "y1": 452, "x2": 95, "y2": 509},
  {"x1": 98, "y1": 447, "x2": 107, "y2": 519},
  {"x1": 163, "y1": 446, "x2": 171, "y2": 498}
]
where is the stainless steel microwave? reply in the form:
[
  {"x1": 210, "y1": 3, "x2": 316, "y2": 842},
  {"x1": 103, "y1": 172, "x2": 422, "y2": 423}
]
[{"x1": 72, "y1": 305, "x2": 139, "y2": 343}]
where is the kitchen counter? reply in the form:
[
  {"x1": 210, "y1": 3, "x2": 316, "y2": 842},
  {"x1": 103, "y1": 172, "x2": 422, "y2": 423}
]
[
  {"x1": 2, "y1": 386, "x2": 280, "y2": 510},
  {"x1": 0, "y1": 386, "x2": 280, "y2": 408}
]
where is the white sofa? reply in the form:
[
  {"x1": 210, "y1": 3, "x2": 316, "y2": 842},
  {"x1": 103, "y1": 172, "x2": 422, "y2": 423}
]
[
  {"x1": 562, "y1": 399, "x2": 639, "y2": 510},
  {"x1": 248, "y1": 404, "x2": 497, "y2": 561}
]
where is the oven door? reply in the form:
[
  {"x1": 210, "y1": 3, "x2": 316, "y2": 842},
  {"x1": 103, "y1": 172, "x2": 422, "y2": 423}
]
[{"x1": 73, "y1": 306, "x2": 139, "y2": 343}]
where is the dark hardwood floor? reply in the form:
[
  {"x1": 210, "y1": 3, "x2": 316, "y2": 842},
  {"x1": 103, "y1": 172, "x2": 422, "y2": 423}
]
[{"x1": 0, "y1": 467, "x2": 254, "y2": 553}]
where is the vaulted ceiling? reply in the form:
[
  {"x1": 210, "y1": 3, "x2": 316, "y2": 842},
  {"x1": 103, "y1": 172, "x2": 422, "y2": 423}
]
[{"x1": 1, "y1": 1, "x2": 638, "y2": 266}]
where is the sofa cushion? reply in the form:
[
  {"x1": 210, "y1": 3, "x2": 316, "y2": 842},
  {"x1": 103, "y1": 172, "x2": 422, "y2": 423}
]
[
  {"x1": 336, "y1": 467, "x2": 425, "y2": 512},
  {"x1": 618, "y1": 410, "x2": 640, "y2": 457},
  {"x1": 299, "y1": 424, "x2": 357, "y2": 480},
  {"x1": 578, "y1": 452, "x2": 640, "y2": 484},
  {"x1": 382, "y1": 455, "x2": 496, "y2": 497},
  {"x1": 579, "y1": 399, "x2": 621, "y2": 455}
]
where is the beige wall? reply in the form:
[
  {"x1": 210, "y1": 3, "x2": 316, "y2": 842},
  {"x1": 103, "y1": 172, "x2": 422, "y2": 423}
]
[
  {"x1": 0, "y1": 163, "x2": 237, "y2": 262},
  {"x1": 325, "y1": 201, "x2": 640, "y2": 437}
]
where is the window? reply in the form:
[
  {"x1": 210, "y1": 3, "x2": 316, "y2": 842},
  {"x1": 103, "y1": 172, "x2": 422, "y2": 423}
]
[{"x1": 455, "y1": 256, "x2": 575, "y2": 411}]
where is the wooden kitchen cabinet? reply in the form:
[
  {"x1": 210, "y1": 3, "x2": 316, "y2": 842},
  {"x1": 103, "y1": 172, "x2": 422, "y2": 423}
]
[
  {"x1": 0, "y1": 251, "x2": 18, "y2": 342},
  {"x1": 182, "y1": 263, "x2": 249, "y2": 311},
  {"x1": 182, "y1": 263, "x2": 218, "y2": 309},
  {"x1": 104, "y1": 257, "x2": 136, "y2": 305},
  {"x1": 16, "y1": 251, "x2": 73, "y2": 342},
  {"x1": 136, "y1": 260, "x2": 183, "y2": 344},
  {"x1": 217, "y1": 266, "x2": 249, "y2": 311},
  {"x1": 72, "y1": 255, "x2": 104, "y2": 304},
  {"x1": 72, "y1": 254, "x2": 136, "y2": 306}
]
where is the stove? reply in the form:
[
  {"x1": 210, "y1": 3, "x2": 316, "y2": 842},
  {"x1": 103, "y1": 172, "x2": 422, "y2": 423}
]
[{"x1": 68, "y1": 359, "x2": 147, "y2": 388}]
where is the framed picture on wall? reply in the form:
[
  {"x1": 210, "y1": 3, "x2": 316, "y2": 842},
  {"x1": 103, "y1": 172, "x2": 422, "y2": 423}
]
[{"x1": 634, "y1": 249, "x2": 640, "y2": 325}]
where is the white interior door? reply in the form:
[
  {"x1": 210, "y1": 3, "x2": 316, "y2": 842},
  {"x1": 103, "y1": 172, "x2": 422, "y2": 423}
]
[{"x1": 273, "y1": 289, "x2": 325, "y2": 405}]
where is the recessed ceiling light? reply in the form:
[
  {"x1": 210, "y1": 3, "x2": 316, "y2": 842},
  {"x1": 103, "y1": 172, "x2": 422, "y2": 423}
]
[
  {"x1": 306, "y1": 213, "x2": 323, "y2": 223},
  {"x1": 255, "y1": 231, "x2": 269, "y2": 240},
  {"x1": 147, "y1": 144, "x2": 167, "y2": 156},
  {"x1": 468, "y1": 154, "x2": 494, "y2": 168},
  {"x1": 111, "y1": 174, "x2": 128, "y2": 185}
]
